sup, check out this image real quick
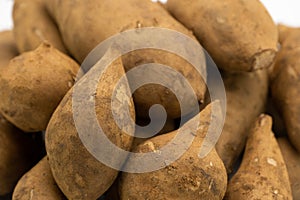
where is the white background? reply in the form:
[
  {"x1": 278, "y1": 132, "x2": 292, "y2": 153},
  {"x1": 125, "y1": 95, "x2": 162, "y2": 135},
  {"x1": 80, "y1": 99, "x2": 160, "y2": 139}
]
[{"x1": 1, "y1": 0, "x2": 300, "y2": 31}]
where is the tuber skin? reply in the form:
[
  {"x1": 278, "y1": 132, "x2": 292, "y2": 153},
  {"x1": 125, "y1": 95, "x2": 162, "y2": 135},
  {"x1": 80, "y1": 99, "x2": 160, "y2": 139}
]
[
  {"x1": 166, "y1": 0, "x2": 278, "y2": 72},
  {"x1": 225, "y1": 115, "x2": 292, "y2": 200},
  {"x1": 13, "y1": 0, "x2": 67, "y2": 53},
  {"x1": 120, "y1": 103, "x2": 227, "y2": 200},
  {"x1": 45, "y1": 0, "x2": 207, "y2": 119},
  {"x1": 46, "y1": 58, "x2": 135, "y2": 199},
  {"x1": 0, "y1": 115, "x2": 44, "y2": 196},
  {"x1": 216, "y1": 69, "x2": 268, "y2": 173},
  {"x1": 271, "y1": 25, "x2": 300, "y2": 152},
  {"x1": 0, "y1": 43, "x2": 79, "y2": 132},
  {"x1": 0, "y1": 31, "x2": 18, "y2": 70},
  {"x1": 12, "y1": 157, "x2": 66, "y2": 200},
  {"x1": 278, "y1": 137, "x2": 300, "y2": 200}
]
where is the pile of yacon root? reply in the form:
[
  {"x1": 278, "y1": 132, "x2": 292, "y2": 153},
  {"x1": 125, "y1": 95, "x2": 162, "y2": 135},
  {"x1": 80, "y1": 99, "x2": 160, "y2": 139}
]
[{"x1": 0, "y1": 0, "x2": 299, "y2": 199}]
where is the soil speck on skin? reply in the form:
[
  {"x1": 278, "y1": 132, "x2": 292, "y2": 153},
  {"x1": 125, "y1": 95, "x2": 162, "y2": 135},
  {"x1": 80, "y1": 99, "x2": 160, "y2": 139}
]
[
  {"x1": 68, "y1": 81, "x2": 73, "y2": 88},
  {"x1": 216, "y1": 17, "x2": 225, "y2": 24},
  {"x1": 258, "y1": 114, "x2": 267, "y2": 126},
  {"x1": 30, "y1": 189, "x2": 34, "y2": 200},
  {"x1": 145, "y1": 141, "x2": 155, "y2": 151},
  {"x1": 267, "y1": 158, "x2": 277, "y2": 167},
  {"x1": 208, "y1": 180, "x2": 214, "y2": 190},
  {"x1": 136, "y1": 21, "x2": 142, "y2": 28},
  {"x1": 242, "y1": 184, "x2": 255, "y2": 191}
]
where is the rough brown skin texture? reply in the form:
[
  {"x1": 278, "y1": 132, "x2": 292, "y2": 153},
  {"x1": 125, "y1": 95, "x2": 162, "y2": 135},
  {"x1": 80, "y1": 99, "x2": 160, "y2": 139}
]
[
  {"x1": 46, "y1": 58, "x2": 135, "y2": 199},
  {"x1": 13, "y1": 0, "x2": 67, "y2": 53},
  {"x1": 0, "y1": 43, "x2": 79, "y2": 132},
  {"x1": 45, "y1": 0, "x2": 207, "y2": 119},
  {"x1": 216, "y1": 69, "x2": 268, "y2": 173},
  {"x1": 122, "y1": 49, "x2": 206, "y2": 119},
  {"x1": 166, "y1": 0, "x2": 278, "y2": 72},
  {"x1": 271, "y1": 26, "x2": 300, "y2": 152},
  {"x1": 225, "y1": 115, "x2": 292, "y2": 200},
  {"x1": 0, "y1": 115, "x2": 44, "y2": 196},
  {"x1": 120, "y1": 103, "x2": 227, "y2": 200},
  {"x1": 277, "y1": 25, "x2": 300, "y2": 50},
  {"x1": 0, "y1": 31, "x2": 18, "y2": 70},
  {"x1": 12, "y1": 157, "x2": 66, "y2": 200},
  {"x1": 278, "y1": 138, "x2": 300, "y2": 199}
]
